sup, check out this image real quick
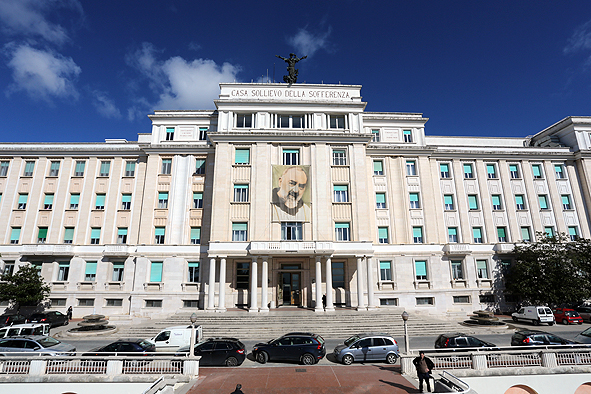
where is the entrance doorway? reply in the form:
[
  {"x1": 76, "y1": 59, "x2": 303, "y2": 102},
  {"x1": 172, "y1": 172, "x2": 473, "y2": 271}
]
[{"x1": 279, "y1": 271, "x2": 300, "y2": 306}]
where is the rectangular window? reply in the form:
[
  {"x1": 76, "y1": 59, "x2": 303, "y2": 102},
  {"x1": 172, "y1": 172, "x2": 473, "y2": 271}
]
[
  {"x1": 112, "y1": 262, "x2": 124, "y2": 282},
  {"x1": 121, "y1": 194, "x2": 132, "y2": 210},
  {"x1": 155, "y1": 227, "x2": 165, "y2": 244},
  {"x1": 158, "y1": 192, "x2": 169, "y2": 209},
  {"x1": 378, "y1": 227, "x2": 389, "y2": 244},
  {"x1": 492, "y1": 195, "x2": 502, "y2": 210},
  {"x1": 236, "y1": 262, "x2": 250, "y2": 289},
  {"x1": 150, "y1": 261, "x2": 163, "y2": 282},
  {"x1": 43, "y1": 194, "x2": 54, "y2": 210},
  {"x1": 63, "y1": 227, "x2": 74, "y2": 244},
  {"x1": 281, "y1": 222, "x2": 303, "y2": 241},
  {"x1": 521, "y1": 227, "x2": 531, "y2": 242},
  {"x1": 235, "y1": 148, "x2": 250, "y2": 164},
  {"x1": 23, "y1": 161, "x2": 35, "y2": 176},
  {"x1": 509, "y1": 164, "x2": 520, "y2": 179},
  {"x1": 85, "y1": 261, "x2": 97, "y2": 281},
  {"x1": 371, "y1": 129, "x2": 380, "y2": 142},
  {"x1": 10, "y1": 227, "x2": 21, "y2": 244},
  {"x1": 448, "y1": 227, "x2": 458, "y2": 243},
  {"x1": 193, "y1": 192, "x2": 203, "y2": 208},
  {"x1": 406, "y1": 160, "x2": 416, "y2": 176},
  {"x1": 376, "y1": 193, "x2": 386, "y2": 209},
  {"x1": 468, "y1": 195, "x2": 478, "y2": 210},
  {"x1": 451, "y1": 260, "x2": 464, "y2": 280},
  {"x1": 515, "y1": 195, "x2": 525, "y2": 210},
  {"x1": 444, "y1": 195, "x2": 454, "y2": 210},
  {"x1": 562, "y1": 195, "x2": 572, "y2": 210},
  {"x1": 195, "y1": 159, "x2": 206, "y2": 174},
  {"x1": 532, "y1": 164, "x2": 543, "y2": 179},
  {"x1": 125, "y1": 161, "x2": 136, "y2": 177},
  {"x1": 380, "y1": 298, "x2": 398, "y2": 306},
  {"x1": 480, "y1": 294, "x2": 495, "y2": 303},
  {"x1": 332, "y1": 149, "x2": 346, "y2": 165},
  {"x1": 232, "y1": 222, "x2": 247, "y2": 241},
  {"x1": 236, "y1": 113, "x2": 253, "y2": 128},
  {"x1": 90, "y1": 228, "x2": 101, "y2": 244},
  {"x1": 545, "y1": 226, "x2": 554, "y2": 237},
  {"x1": 416, "y1": 297, "x2": 434, "y2": 305},
  {"x1": 283, "y1": 149, "x2": 300, "y2": 165},
  {"x1": 18, "y1": 193, "x2": 28, "y2": 209},
  {"x1": 190, "y1": 227, "x2": 201, "y2": 244},
  {"x1": 333, "y1": 185, "x2": 349, "y2": 203},
  {"x1": 403, "y1": 129, "x2": 413, "y2": 143},
  {"x1": 332, "y1": 261, "x2": 345, "y2": 288},
  {"x1": 234, "y1": 184, "x2": 249, "y2": 202},
  {"x1": 37, "y1": 227, "x2": 47, "y2": 243},
  {"x1": 473, "y1": 227, "x2": 483, "y2": 243},
  {"x1": 49, "y1": 161, "x2": 60, "y2": 176},
  {"x1": 476, "y1": 260, "x2": 489, "y2": 279},
  {"x1": 555, "y1": 164, "x2": 565, "y2": 179},
  {"x1": 463, "y1": 163, "x2": 474, "y2": 179},
  {"x1": 329, "y1": 114, "x2": 345, "y2": 129},
  {"x1": 161, "y1": 158, "x2": 172, "y2": 174},
  {"x1": 413, "y1": 227, "x2": 424, "y2": 243},
  {"x1": 335, "y1": 222, "x2": 350, "y2": 241},
  {"x1": 409, "y1": 193, "x2": 420, "y2": 209},
  {"x1": 74, "y1": 161, "x2": 85, "y2": 176},
  {"x1": 184, "y1": 299, "x2": 199, "y2": 309},
  {"x1": 373, "y1": 160, "x2": 384, "y2": 175},
  {"x1": 199, "y1": 127, "x2": 208, "y2": 140},
  {"x1": 117, "y1": 228, "x2": 128, "y2": 244},
  {"x1": 50, "y1": 298, "x2": 66, "y2": 307},
  {"x1": 99, "y1": 161, "x2": 110, "y2": 177},
  {"x1": 497, "y1": 227, "x2": 507, "y2": 242},
  {"x1": 165, "y1": 127, "x2": 174, "y2": 141},
  {"x1": 453, "y1": 296, "x2": 470, "y2": 304},
  {"x1": 486, "y1": 164, "x2": 497, "y2": 178},
  {"x1": 145, "y1": 300, "x2": 162, "y2": 308},
  {"x1": 188, "y1": 262, "x2": 199, "y2": 282},
  {"x1": 95, "y1": 194, "x2": 106, "y2": 210},
  {"x1": 57, "y1": 262, "x2": 69, "y2": 281},
  {"x1": 569, "y1": 226, "x2": 579, "y2": 241},
  {"x1": 0, "y1": 161, "x2": 9, "y2": 176},
  {"x1": 380, "y1": 261, "x2": 392, "y2": 281},
  {"x1": 69, "y1": 193, "x2": 79, "y2": 209},
  {"x1": 415, "y1": 260, "x2": 427, "y2": 280},
  {"x1": 106, "y1": 299, "x2": 123, "y2": 307},
  {"x1": 440, "y1": 163, "x2": 450, "y2": 178},
  {"x1": 539, "y1": 195, "x2": 549, "y2": 210},
  {"x1": 78, "y1": 298, "x2": 95, "y2": 307}
]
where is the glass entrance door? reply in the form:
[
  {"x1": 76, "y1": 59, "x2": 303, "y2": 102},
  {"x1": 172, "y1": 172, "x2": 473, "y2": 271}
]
[{"x1": 281, "y1": 272, "x2": 300, "y2": 305}]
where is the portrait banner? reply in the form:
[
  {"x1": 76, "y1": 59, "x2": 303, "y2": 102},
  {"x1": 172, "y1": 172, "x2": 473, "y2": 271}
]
[{"x1": 271, "y1": 165, "x2": 311, "y2": 222}]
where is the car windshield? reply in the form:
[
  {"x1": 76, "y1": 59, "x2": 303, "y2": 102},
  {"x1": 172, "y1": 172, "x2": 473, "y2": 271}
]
[
  {"x1": 344, "y1": 335, "x2": 360, "y2": 347},
  {"x1": 579, "y1": 327, "x2": 591, "y2": 337},
  {"x1": 544, "y1": 308, "x2": 552, "y2": 314},
  {"x1": 36, "y1": 337, "x2": 60, "y2": 348},
  {"x1": 138, "y1": 340, "x2": 152, "y2": 349},
  {"x1": 315, "y1": 335, "x2": 325, "y2": 345},
  {"x1": 566, "y1": 311, "x2": 580, "y2": 317}
]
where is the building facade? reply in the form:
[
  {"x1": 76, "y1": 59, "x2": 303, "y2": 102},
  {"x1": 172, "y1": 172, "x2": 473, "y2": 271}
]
[{"x1": 1, "y1": 83, "x2": 591, "y2": 319}]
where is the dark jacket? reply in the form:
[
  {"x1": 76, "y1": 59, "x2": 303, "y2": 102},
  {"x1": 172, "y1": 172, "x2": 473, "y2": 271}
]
[{"x1": 412, "y1": 355, "x2": 435, "y2": 373}]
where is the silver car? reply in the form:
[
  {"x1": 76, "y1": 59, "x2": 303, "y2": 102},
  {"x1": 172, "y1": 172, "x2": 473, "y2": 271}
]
[
  {"x1": 0, "y1": 335, "x2": 76, "y2": 356},
  {"x1": 575, "y1": 327, "x2": 591, "y2": 344},
  {"x1": 333, "y1": 333, "x2": 399, "y2": 365}
]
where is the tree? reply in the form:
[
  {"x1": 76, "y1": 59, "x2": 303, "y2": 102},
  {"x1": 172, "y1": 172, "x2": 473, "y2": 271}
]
[
  {"x1": 0, "y1": 265, "x2": 51, "y2": 311},
  {"x1": 505, "y1": 233, "x2": 591, "y2": 307}
]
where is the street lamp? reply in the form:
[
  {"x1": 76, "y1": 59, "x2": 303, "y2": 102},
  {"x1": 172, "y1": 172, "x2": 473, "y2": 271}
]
[
  {"x1": 401, "y1": 311, "x2": 410, "y2": 354},
  {"x1": 189, "y1": 313, "x2": 197, "y2": 359}
]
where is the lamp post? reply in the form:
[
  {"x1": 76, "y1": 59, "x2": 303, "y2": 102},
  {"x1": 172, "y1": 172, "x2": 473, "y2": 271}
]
[
  {"x1": 401, "y1": 311, "x2": 409, "y2": 354},
  {"x1": 189, "y1": 313, "x2": 197, "y2": 358}
]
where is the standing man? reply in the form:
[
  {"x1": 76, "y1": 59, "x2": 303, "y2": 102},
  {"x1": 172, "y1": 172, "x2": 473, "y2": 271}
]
[{"x1": 412, "y1": 351, "x2": 435, "y2": 393}]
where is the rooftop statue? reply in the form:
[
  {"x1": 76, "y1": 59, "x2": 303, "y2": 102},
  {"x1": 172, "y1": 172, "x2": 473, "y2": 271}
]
[{"x1": 276, "y1": 53, "x2": 307, "y2": 84}]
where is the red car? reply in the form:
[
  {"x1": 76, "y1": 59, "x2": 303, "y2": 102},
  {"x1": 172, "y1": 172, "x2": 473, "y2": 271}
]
[{"x1": 553, "y1": 308, "x2": 583, "y2": 325}]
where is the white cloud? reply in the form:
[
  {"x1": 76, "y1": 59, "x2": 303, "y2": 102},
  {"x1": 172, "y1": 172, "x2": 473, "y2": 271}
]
[
  {"x1": 5, "y1": 43, "x2": 81, "y2": 100},
  {"x1": 287, "y1": 26, "x2": 332, "y2": 57},
  {"x1": 564, "y1": 20, "x2": 591, "y2": 67},
  {"x1": 92, "y1": 90, "x2": 121, "y2": 119}
]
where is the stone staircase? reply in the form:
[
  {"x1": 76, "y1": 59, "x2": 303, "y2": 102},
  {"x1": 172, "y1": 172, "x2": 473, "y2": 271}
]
[{"x1": 115, "y1": 308, "x2": 463, "y2": 341}]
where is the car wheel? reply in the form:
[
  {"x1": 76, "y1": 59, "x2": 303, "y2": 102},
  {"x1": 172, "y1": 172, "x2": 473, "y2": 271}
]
[
  {"x1": 342, "y1": 354, "x2": 354, "y2": 365},
  {"x1": 533, "y1": 319, "x2": 540, "y2": 326},
  {"x1": 64, "y1": 320, "x2": 69, "y2": 326},
  {"x1": 386, "y1": 353, "x2": 398, "y2": 364},
  {"x1": 512, "y1": 317, "x2": 518, "y2": 322},
  {"x1": 225, "y1": 356, "x2": 239, "y2": 367},
  {"x1": 301, "y1": 353, "x2": 315, "y2": 365},
  {"x1": 256, "y1": 351, "x2": 268, "y2": 364},
  {"x1": 578, "y1": 322, "x2": 583, "y2": 325},
  {"x1": 548, "y1": 321, "x2": 555, "y2": 326},
  {"x1": 563, "y1": 319, "x2": 569, "y2": 325}
]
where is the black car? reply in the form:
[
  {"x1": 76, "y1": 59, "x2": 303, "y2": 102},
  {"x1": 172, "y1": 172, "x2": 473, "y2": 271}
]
[
  {"x1": 434, "y1": 333, "x2": 496, "y2": 349},
  {"x1": 29, "y1": 311, "x2": 69, "y2": 328},
  {"x1": 511, "y1": 330, "x2": 578, "y2": 346},
  {"x1": 83, "y1": 339, "x2": 156, "y2": 356},
  {"x1": 176, "y1": 338, "x2": 246, "y2": 367},
  {"x1": 252, "y1": 332, "x2": 326, "y2": 365},
  {"x1": 0, "y1": 314, "x2": 27, "y2": 328}
]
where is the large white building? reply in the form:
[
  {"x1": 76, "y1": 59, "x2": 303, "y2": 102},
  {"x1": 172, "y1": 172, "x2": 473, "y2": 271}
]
[{"x1": 1, "y1": 82, "x2": 590, "y2": 319}]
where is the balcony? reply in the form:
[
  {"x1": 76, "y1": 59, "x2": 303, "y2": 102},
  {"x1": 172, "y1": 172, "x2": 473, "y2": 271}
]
[
  {"x1": 442, "y1": 243, "x2": 471, "y2": 255},
  {"x1": 249, "y1": 241, "x2": 335, "y2": 255},
  {"x1": 21, "y1": 244, "x2": 73, "y2": 256},
  {"x1": 104, "y1": 244, "x2": 136, "y2": 257},
  {"x1": 494, "y1": 243, "x2": 515, "y2": 254}
]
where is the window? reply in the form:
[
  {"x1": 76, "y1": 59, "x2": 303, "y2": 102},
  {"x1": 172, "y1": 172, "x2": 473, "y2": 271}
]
[
  {"x1": 444, "y1": 195, "x2": 454, "y2": 210},
  {"x1": 376, "y1": 193, "x2": 386, "y2": 209},
  {"x1": 236, "y1": 113, "x2": 253, "y2": 128},
  {"x1": 112, "y1": 262, "x2": 124, "y2": 282},
  {"x1": 161, "y1": 158, "x2": 172, "y2": 174},
  {"x1": 70, "y1": 193, "x2": 80, "y2": 209},
  {"x1": 463, "y1": 163, "x2": 474, "y2": 179},
  {"x1": 188, "y1": 262, "x2": 199, "y2": 282},
  {"x1": 117, "y1": 228, "x2": 128, "y2": 244},
  {"x1": 0, "y1": 161, "x2": 9, "y2": 176},
  {"x1": 281, "y1": 222, "x2": 303, "y2": 240},
  {"x1": 74, "y1": 161, "x2": 85, "y2": 176},
  {"x1": 50, "y1": 298, "x2": 66, "y2": 307},
  {"x1": 332, "y1": 261, "x2": 345, "y2": 288},
  {"x1": 183, "y1": 300, "x2": 199, "y2": 308},
  {"x1": 380, "y1": 298, "x2": 398, "y2": 306},
  {"x1": 90, "y1": 228, "x2": 101, "y2": 244},
  {"x1": 409, "y1": 193, "x2": 420, "y2": 209},
  {"x1": 413, "y1": 227, "x2": 424, "y2": 243},
  {"x1": 57, "y1": 262, "x2": 69, "y2": 281},
  {"x1": 416, "y1": 297, "x2": 434, "y2": 305},
  {"x1": 332, "y1": 149, "x2": 346, "y2": 165},
  {"x1": 448, "y1": 227, "x2": 458, "y2": 243},
  {"x1": 403, "y1": 129, "x2": 413, "y2": 143},
  {"x1": 380, "y1": 261, "x2": 392, "y2": 281},
  {"x1": 492, "y1": 195, "x2": 502, "y2": 210},
  {"x1": 95, "y1": 194, "x2": 105, "y2": 210},
  {"x1": 554, "y1": 164, "x2": 565, "y2": 179},
  {"x1": 497, "y1": 227, "x2": 507, "y2": 242},
  {"x1": 121, "y1": 194, "x2": 131, "y2": 210},
  {"x1": 415, "y1": 260, "x2": 427, "y2": 280},
  {"x1": 371, "y1": 129, "x2": 380, "y2": 142},
  {"x1": 509, "y1": 164, "x2": 520, "y2": 179},
  {"x1": 85, "y1": 261, "x2": 97, "y2": 281},
  {"x1": 333, "y1": 185, "x2": 349, "y2": 203},
  {"x1": 63, "y1": 227, "x2": 74, "y2": 244},
  {"x1": 43, "y1": 194, "x2": 54, "y2": 210},
  {"x1": 37, "y1": 227, "x2": 47, "y2": 243},
  {"x1": 473, "y1": 227, "x2": 483, "y2": 243},
  {"x1": 532, "y1": 164, "x2": 543, "y2": 179},
  {"x1": 125, "y1": 161, "x2": 135, "y2": 176},
  {"x1": 235, "y1": 148, "x2": 250, "y2": 164},
  {"x1": 561, "y1": 195, "x2": 572, "y2": 210},
  {"x1": 479, "y1": 294, "x2": 495, "y2": 303},
  {"x1": 283, "y1": 149, "x2": 299, "y2": 165},
  {"x1": 106, "y1": 299, "x2": 123, "y2": 307},
  {"x1": 486, "y1": 164, "x2": 497, "y2": 178},
  {"x1": 234, "y1": 185, "x2": 249, "y2": 202},
  {"x1": 440, "y1": 163, "x2": 450, "y2": 178},
  {"x1": 453, "y1": 296, "x2": 470, "y2": 304},
  {"x1": 49, "y1": 161, "x2": 60, "y2": 176},
  {"x1": 78, "y1": 299, "x2": 95, "y2": 307},
  {"x1": 3, "y1": 262, "x2": 14, "y2": 276},
  {"x1": 521, "y1": 227, "x2": 531, "y2": 242},
  {"x1": 23, "y1": 161, "x2": 35, "y2": 176},
  {"x1": 544, "y1": 227, "x2": 554, "y2": 237},
  {"x1": 569, "y1": 226, "x2": 579, "y2": 241},
  {"x1": 329, "y1": 114, "x2": 345, "y2": 129},
  {"x1": 145, "y1": 300, "x2": 162, "y2": 308},
  {"x1": 468, "y1": 195, "x2": 478, "y2": 210},
  {"x1": 538, "y1": 195, "x2": 549, "y2": 210},
  {"x1": 195, "y1": 159, "x2": 206, "y2": 174},
  {"x1": 155, "y1": 227, "x2": 165, "y2": 244},
  {"x1": 476, "y1": 260, "x2": 489, "y2": 279},
  {"x1": 373, "y1": 160, "x2": 384, "y2": 175},
  {"x1": 378, "y1": 227, "x2": 389, "y2": 244},
  {"x1": 232, "y1": 222, "x2": 247, "y2": 241},
  {"x1": 335, "y1": 223, "x2": 350, "y2": 241},
  {"x1": 236, "y1": 262, "x2": 250, "y2": 289},
  {"x1": 190, "y1": 227, "x2": 201, "y2": 244},
  {"x1": 451, "y1": 260, "x2": 464, "y2": 280},
  {"x1": 193, "y1": 192, "x2": 203, "y2": 209},
  {"x1": 158, "y1": 192, "x2": 169, "y2": 209},
  {"x1": 165, "y1": 127, "x2": 174, "y2": 141},
  {"x1": 515, "y1": 195, "x2": 525, "y2": 210},
  {"x1": 150, "y1": 261, "x2": 163, "y2": 282},
  {"x1": 10, "y1": 227, "x2": 20, "y2": 244},
  {"x1": 17, "y1": 194, "x2": 28, "y2": 209},
  {"x1": 199, "y1": 127, "x2": 208, "y2": 140},
  {"x1": 406, "y1": 160, "x2": 416, "y2": 176}
]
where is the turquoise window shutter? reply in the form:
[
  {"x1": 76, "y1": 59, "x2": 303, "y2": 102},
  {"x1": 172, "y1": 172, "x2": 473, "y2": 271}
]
[
  {"x1": 150, "y1": 262, "x2": 163, "y2": 282},
  {"x1": 335, "y1": 223, "x2": 349, "y2": 229},
  {"x1": 415, "y1": 261, "x2": 427, "y2": 276},
  {"x1": 85, "y1": 262, "x2": 97, "y2": 275},
  {"x1": 235, "y1": 149, "x2": 250, "y2": 164}
]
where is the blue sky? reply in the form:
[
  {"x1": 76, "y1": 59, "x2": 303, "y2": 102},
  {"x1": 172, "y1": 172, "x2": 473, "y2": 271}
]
[{"x1": 1, "y1": 1, "x2": 591, "y2": 142}]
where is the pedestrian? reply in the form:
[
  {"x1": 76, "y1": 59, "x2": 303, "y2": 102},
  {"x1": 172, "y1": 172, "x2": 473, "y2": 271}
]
[
  {"x1": 230, "y1": 383, "x2": 244, "y2": 394},
  {"x1": 67, "y1": 306, "x2": 73, "y2": 320},
  {"x1": 322, "y1": 294, "x2": 326, "y2": 309},
  {"x1": 412, "y1": 351, "x2": 434, "y2": 393}
]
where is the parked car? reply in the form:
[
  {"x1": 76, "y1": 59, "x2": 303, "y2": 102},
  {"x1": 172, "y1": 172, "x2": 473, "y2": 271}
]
[
  {"x1": 176, "y1": 337, "x2": 246, "y2": 366},
  {"x1": 0, "y1": 314, "x2": 27, "y2": 328},
  {"x1": 575, "y1": 327, "x2": 591, "y2": 344},
  {"x1": 553, "y1": 308, "x2": 583, "y2": 325},
  {"x1": 511, "y1": 330, "x2": 577, "y2": 346},
  {"x1": 0, "y1": 323, "x2": 50, "y2": 338},
  {"x1": 333, "y1": 333, "x2": 399, "y2": 365},
  {"x1": 0, "y1": 335, "x2": 75, "y2": 355},
  {"x1": 252, "y1": 332, "x2": 326, "y2": 365},
  {"x1": 512, "y1": 306, "x2": 555, "y2": 326},
  {"x1": 434, "y1": 333, "x2": 496, "y2": 349},
  {"x1": 28, "y1": 311, "x2": 69, "y2": 328},
  {"x1": 83, "y1": 339, "x2": 155, "y2": 356},
  {"x1": 574, "y1": 306, "x2": 591, "y2": 323},
  {"x1": 147, "y1": 325, "x2": 203, "y2": 352}
]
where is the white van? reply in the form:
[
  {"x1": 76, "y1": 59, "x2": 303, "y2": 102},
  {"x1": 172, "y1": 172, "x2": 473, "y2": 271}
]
[
  {"x1": 0, "y1": 323, "x2": 51, "y2": 338},
  {"x1": 512, "y1": 306, "x2": 555, "y2": 326},
  {"x1": 147, "y1": 325, "x2": 203, "y2": 352}
]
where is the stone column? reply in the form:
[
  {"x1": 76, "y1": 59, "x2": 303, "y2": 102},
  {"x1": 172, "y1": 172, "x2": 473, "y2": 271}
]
[
  {"x1": 367, "y1": 257, "x2": 376, "y2": 309},
  {"x1": 260, "y1": 257, "x2": 269, "y2": 312},
  {"x1": 249, "y1": 257, "x2": 258, "y2": 312},
  {"x1": 324, "y1": 256, "x2": 334, "y2": 311},
  {"x1": 315, "y1": 256, "x2": 323, "y2": 312},
  {"x1": 217, "y1": 258, "x2": 227, "y2": 312},
  {"x1": 207, "y1": 257, "x2": 216, "y2": 311},
  {"x1": 356, "y1": 256, "x2": 366, "y2": 311}
]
